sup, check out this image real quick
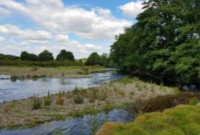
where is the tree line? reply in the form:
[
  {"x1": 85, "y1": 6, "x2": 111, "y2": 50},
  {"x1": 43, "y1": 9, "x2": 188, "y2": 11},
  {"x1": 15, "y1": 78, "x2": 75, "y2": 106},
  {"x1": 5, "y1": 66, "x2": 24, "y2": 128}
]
[
  {"x1": 0, "y1": 50, "x2": 111, "y2": 67},
  {"x1": 20, "y1": 49, "x2": 75, "y2": 61},
  {"x1": 20, "y1": 50, "x2": 110, "y2": 66},
  {"x1": 110, "y1": 0, "x2": 200, "y2": 85}
]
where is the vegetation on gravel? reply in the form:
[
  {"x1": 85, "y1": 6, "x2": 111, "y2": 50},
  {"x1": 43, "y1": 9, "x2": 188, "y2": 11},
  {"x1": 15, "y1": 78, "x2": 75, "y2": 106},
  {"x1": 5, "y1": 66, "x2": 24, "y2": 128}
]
[{"x1": 0, "y1": 78, "x2": 177, "y2": 129}]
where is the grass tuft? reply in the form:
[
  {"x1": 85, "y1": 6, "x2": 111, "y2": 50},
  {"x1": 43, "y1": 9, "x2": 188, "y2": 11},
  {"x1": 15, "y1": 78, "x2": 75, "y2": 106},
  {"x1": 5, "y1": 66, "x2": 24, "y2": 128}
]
[
  {"x1": 32, "y1": 96, "x2": 41, "y2": 110},
  {"x1": 44, "y1": 91, "x2": 51, "y2": 106},
  {"x1": 74, "y1": 96, "x2": 83, "y2": 104}
]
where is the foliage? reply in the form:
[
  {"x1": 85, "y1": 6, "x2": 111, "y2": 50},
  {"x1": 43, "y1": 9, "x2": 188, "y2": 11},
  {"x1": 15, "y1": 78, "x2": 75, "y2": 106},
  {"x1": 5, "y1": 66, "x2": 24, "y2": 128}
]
[
  {"x1": 74, "y1": 96, "x2": 83, "y2": 104},
  {"x1": 110, "y1": 0, "x2": 200, "y2": 85},
  {"x1": 0, "y1": 54, "x2": 19, "y2": 60},
  {"x1": 32, "y1": 96, "x2": 41, "y2": 110},
  {"x1": 38, "y1": 50, "x2": 54, "y2": 61},
  {"x1": 20, "y1": 51, "x2": 38, "y2": 61},
  {"x1": 189, "y1": 97, "x2": 199, "y2": 105},
  {"x1": 44, "y1": 91, "x2": 51, "y2": 106},
  {"x1": 0, "y1": 60, "x2": 81, "y2": 67},
  {"x1": 129, "y1": 92, "x2": 200, "y2": 115},
  {"x1": 56, "y1": 92, "x2": 65, "y2": 105},
  {"x1": 56, "y1": 49, "x2": 75, "y2": 61},
  {"x1": 85, "y1": 52, "x2": 100, "y2": 66},
  {"x1": 85, "y1": 52, "x2": 109, "y2": 66}
]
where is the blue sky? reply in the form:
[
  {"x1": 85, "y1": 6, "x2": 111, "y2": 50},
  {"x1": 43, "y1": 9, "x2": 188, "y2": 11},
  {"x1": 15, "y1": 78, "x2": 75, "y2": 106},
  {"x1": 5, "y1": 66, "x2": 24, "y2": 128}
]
[{"x1": 0, "y1": 0, "x2": 145, "y2": 58}]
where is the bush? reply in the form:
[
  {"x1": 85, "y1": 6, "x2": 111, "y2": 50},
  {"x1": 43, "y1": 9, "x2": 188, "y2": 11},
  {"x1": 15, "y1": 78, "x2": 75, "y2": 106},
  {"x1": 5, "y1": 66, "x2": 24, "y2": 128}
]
[
  {"x1": 56, "y1": 49, "x2": 75, "y2": 61},
  {"x1": 74, "y1": 96, "x2": 83, "y2": 104},
  {"x1": 129, "y1": 93, "x2": 200, "y2": 115},
  {"x1": 32, "y1": 96, "x2": 41, "y2": 110},
  {"x1": 189, "y1": 97, "x2": 199, "y2": 105},
  {"x1": 44, "y1": 92, "x2": 51, "y2": 106},
  {"x1": 56, "y1": 93, "x2": 65, "y2": 105}
]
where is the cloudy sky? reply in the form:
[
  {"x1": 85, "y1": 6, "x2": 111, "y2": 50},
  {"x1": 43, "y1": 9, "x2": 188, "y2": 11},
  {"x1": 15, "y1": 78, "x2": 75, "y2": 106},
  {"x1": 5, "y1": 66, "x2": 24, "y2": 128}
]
[{"x1": 0, "y1": 0, "x2": 145, "y2": 58}]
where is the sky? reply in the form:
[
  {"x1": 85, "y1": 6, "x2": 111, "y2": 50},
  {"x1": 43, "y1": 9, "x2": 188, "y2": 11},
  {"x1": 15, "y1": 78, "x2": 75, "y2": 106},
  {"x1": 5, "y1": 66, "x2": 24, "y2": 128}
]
[{"x1": 0, "y1": 0, "x2": 146, "y2": 58}]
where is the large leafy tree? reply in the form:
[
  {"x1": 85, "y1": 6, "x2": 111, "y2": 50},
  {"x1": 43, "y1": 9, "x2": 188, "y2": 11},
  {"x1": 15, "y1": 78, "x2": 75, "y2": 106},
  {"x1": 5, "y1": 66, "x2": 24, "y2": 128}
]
[
  {"x1": 38, "y1": 50, "x2": 54, "y2": 61},
  {"x1": 85, "y1": 52, "x2": 101, "y2": 66},
  {"x1": 56, "y1": 49, "x2": 75, "y2": 61},
  {"x1": 20, "y1": 51, "x2": 38, "y2": 61},
  {"x1": 111, "y1": 0, "x2": 200, "y2": 85}
]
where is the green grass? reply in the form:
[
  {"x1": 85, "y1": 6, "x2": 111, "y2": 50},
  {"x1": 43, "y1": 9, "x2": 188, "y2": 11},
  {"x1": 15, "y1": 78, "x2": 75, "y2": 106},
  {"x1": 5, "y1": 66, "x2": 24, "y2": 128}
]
[
  {"x1": 74, "y1": 96, "x2": 83, "y2": 104},
  {"x1": 0, "y1": 65, "x2": 106, "y2": 78},
  {"x1": 97, "y1": 105, "x2": 200, "y2": 135}
]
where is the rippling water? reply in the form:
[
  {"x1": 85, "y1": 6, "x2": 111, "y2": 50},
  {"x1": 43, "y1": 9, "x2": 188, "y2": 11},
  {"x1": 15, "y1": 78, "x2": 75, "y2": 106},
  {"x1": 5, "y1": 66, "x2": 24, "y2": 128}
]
[
  {"x1": 0, "y1": 109, "x2": 133, "y2": 135},
  {"x1": 0, "y1": 70, "x2": 122, "y2": 102}
]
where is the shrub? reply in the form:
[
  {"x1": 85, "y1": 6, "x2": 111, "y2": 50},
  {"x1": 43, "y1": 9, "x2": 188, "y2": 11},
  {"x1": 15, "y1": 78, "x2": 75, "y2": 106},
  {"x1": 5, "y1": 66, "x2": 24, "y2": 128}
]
[
  {"x1": 32, "y1": 96, "x2": 41, "y2": 110},
  {"x1": 44, "y1": 92, "x2": 51, "y2": 106},
  {"x1": 74, "y1": 96, "x2": 83, "y2": 104},
  {"x1": 129, "y1": 93, "x2": 200, "y2": 115},
  {"x1": 56, "y1": 92, "x2": 65, "y2": 105},
  {"x1": 11, "y1": 75, "x2": 17, "y2": 82},
  {"x1": 189, "y1": 97, "x2": 198, "y2": 105},
  {"x1": 72, "y1": 86, "x2": 79, "y2": 94}
]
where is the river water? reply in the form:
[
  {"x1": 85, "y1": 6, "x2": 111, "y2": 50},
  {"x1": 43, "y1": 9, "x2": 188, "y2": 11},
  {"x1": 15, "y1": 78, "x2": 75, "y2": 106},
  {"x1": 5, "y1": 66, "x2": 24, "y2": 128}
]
[
  {"x1": 0, "y1": 71, "x2": 133, "y2": 135},
  {"x1": 0, "y1": 109, "x2": 133, "y2": 135},
  {"x1": 0, "y1": 70, "x2": 122, "y2": 102}
]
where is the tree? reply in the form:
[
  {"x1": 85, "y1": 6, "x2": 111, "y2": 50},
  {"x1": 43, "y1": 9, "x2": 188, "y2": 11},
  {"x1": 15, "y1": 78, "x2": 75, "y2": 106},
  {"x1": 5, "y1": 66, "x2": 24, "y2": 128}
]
[
  {"x1": 110, "y1": 0, "x2": 200, "y2": 85},
  {"x1": 28, "y1": 54, "x2": 38, "y2": 61},
  {"x1": 99, "y1": 53, "x2": 109, "y2": 67},
  {"x1": 38, "y1": 50, "x2": 54, "y2": 61},
  {"x1": 85, "y1": 52, "x2": 100, "y2": 66},
  {"x1": 56, "y1": 49, "x2": 75, "y2": 61},
  {"x1": 20, "y1": 51, "x2": 38, "y2": 61},
  {"x1": 20, "y1": 51, "x2": 29, "y2": 61},
  {"x1": 0, "y1": 54, "x2": 19, "y2": 60}
]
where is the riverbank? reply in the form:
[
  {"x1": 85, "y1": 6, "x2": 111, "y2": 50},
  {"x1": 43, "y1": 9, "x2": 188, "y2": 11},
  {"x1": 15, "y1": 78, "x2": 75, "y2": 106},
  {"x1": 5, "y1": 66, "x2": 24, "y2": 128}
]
[
  {"x1": 0, "y1": 78, "x2": 178, "y2": 129},
  {"x1": 96, "y1": 104, "x2": 200, "y2": 135},
  {"x1": 0, "y1": 66, "x2": 106, "y2": 79}
]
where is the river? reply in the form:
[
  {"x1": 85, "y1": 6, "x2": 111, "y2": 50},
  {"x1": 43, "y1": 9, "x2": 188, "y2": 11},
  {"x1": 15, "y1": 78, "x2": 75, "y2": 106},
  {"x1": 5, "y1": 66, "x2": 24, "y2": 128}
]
[
  {"x1": 0, "y1": 109, "x2": 133, "y2": 135},
  {"x1": 0, "y1": 70, "x2": 123, "y2": 102},
  {"x1": 0, "y1": 70, "x2": 134, "y2": 135}
]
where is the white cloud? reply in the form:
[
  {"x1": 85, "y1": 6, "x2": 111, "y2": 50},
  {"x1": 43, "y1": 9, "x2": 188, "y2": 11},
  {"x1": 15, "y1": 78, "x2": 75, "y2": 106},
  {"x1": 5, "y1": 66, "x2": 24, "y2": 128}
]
[
  {"x1": 56, "y1": 35, "x2": 69, "y2": 42},
  {"x1": 0, "y1": 24, "x2": 52, "y2": 41},
  {"x1": 25, "y1": 0, "x2": 64, "y2": 8},
  {"x1": 0, "y1": 0, "x2": 132, "y2": 41},
  {"x1": 119, "y1": 0, "x2": 145, "y2": 18},
  {"x1": 0, "y1": 0, "x2": 133, "y2": 58},
  {"x1": 0, "y1": 23, "x2": 109, "y2": 58},
  {"x1": 0, "y1": 36, "x2": 5, "y2": 42}
]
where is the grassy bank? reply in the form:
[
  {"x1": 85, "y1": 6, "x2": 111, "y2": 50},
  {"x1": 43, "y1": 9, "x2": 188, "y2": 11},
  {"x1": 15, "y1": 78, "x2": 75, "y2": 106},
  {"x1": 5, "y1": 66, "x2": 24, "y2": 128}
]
[
  {"x1": 0, "y1": 66, "x2": 106, "y2": 78},
  {"x1": 96, "y1": 104, "x2": 200, "y2": 135},
  {"x1": 0, "y1": 60, "x2": 81, "y2": 67},
  {"x1": 0, "y1": 78, "x2": 178, "y2": 129}
]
